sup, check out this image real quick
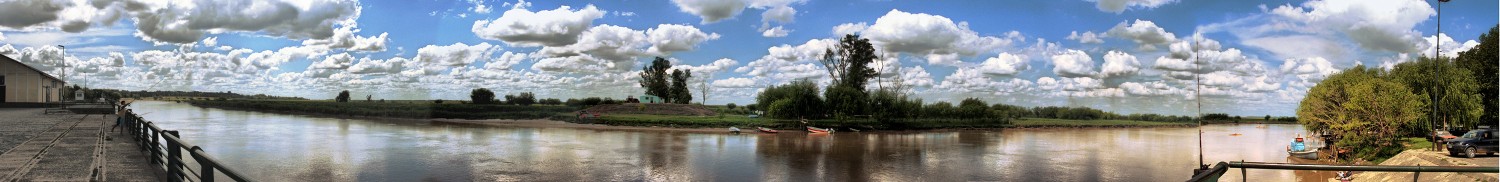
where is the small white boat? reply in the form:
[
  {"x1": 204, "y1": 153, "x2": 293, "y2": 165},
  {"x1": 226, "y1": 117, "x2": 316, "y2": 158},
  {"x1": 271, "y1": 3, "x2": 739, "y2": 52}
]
[{"x1": 1288, "y1": 148, "x2": 1318, "y2": 160}]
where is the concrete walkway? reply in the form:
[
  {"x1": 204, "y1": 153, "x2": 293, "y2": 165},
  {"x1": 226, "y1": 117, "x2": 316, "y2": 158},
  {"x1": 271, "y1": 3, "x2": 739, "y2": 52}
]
[
  {"x1": 0, "y1": 108, "x2": 162, "y2": 181},
  {"x1": 1350, "y1": 149, "x2": 1499, "y2": 182}
]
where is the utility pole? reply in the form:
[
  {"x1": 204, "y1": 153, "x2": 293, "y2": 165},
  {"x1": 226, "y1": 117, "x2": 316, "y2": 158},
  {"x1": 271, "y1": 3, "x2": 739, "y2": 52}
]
[{"x1": 1432, "y1": 0, "x2": 1450, "y2": 151}]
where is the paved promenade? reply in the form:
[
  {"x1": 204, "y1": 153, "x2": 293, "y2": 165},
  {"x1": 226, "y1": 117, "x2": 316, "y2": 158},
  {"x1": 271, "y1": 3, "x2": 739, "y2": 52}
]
[{"x1": 0, "y1": 108, "x2": 162, "y2": 181}]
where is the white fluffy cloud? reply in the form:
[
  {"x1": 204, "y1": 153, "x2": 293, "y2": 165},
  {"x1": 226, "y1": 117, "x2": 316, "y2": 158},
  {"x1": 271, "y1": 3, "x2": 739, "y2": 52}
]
[
  {"x1": 977, "y1": 53, "x2": 1027, "y2": 76},
  {"x1": 1279, "y1": 57, "x2": 1339, "y2": 88},
  {"x1": 1099, "y1": 50, "x2": 1140, "y2": 78},
  {"x1": 471, "y1": 4, "x2": 605, "y2": 47},
  {"x1": 1106, "y1": 19, "x2": 1176, "y2": 51},
  {"x1": 1268, "y1": 0, "x2": 1433, "y2": 53},
  {"x1": 900, "y1": 66, "x2": 935, "y2": 88},
  {"x1": 646, "y1": 24, "x2": 722, "y2": 54},
  {"x1": 531, "y1": 24, "x2": 719, "y2": 73},
  {"x1": 1066, "y1": 31, "x2": 1104, "y2": 44},
  {"x1": 302, "y1": 26, "x2": 389, "y2": 52},
  {"x1": 937, "y1": 68, "x2": 1034, "y2": 94},
  {"x1": 1050, "y1": 49, "x2": 1096, "y2": 77},
  {"x1": 1085, "y1": 0, "x2": 1177, "y2": 13},
  {"x1": 712, "y1": 77, "x2": 757, "y2": 88},
  {"x1": 1417, "y1": 33, "x2": 1480, "y2": 58},
  {"x1": 762, "y1": 26, "x2": 791, "y2": 37},
  {"x1": 861, "y1": 10, "x2": 1024, "y2": 65},
  {"x1": 670, "y1": 0, "x2": 804, "y2": 25},
  {"x1": 133, "y1": 0, "x2": 363, "y2": 44},
  {"x1": 831, "y1": 22, "x2": 868, "y2": 36},
  {"x1": 414, "y1": 42, "x2": 501, "y2": 69}
]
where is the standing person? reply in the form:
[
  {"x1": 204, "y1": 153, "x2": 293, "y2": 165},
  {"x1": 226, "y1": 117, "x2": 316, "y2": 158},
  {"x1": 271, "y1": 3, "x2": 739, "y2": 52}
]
[{"x1": 111, "y1": 100, "x2": 130, "y2": 132}]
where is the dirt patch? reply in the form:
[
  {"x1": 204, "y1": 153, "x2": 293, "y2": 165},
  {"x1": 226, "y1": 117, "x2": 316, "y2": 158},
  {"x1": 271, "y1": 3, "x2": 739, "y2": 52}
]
[{"x1": 580, "y1": 103, "x2": 717, "y2": 116}]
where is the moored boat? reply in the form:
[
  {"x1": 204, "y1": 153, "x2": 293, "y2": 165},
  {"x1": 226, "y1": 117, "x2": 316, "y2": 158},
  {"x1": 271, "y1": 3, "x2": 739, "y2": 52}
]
[
  {"x1": 807, "y1": 126, "x2": 832, "y2": 133},
  {"x1": 757, "y1": 127, "x2": 779, "y2": 133},
  {"x1": 1288, "y1": 148, "x2": 1318, "y2": 160}
]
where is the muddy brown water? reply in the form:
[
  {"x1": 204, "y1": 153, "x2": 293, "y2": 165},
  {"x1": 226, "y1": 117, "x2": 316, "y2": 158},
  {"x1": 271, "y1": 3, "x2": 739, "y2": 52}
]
[{"x1": 131, "y1": 101, "x2": 1332, "y2": 181}]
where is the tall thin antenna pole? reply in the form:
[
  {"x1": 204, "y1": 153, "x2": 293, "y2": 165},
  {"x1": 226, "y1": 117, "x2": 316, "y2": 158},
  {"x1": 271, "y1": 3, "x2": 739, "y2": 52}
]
[{"x1": 1194, "y1": 34, "x2": 1205, "y2": 169}]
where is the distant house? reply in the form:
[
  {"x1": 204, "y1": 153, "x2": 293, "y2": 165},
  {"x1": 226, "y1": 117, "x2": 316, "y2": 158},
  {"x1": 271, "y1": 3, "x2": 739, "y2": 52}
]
[
  {"x1": 638, "y1": 94, "x2": 663, "y2": 103},
  {"x1": 0, "y1": 54, "x2": 65, "y2": 105}
]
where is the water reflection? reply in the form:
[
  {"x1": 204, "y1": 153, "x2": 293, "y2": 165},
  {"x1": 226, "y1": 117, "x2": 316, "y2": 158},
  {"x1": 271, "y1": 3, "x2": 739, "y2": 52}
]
[{"x1": 132, "y1": 101, "x2": 1321, "y2": 181}]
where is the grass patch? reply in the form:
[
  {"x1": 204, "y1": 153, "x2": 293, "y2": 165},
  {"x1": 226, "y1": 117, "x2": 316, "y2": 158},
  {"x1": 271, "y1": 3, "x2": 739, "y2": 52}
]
[{"x1": 1400, "y1": 137, "x2": 1434, "y2": 150}]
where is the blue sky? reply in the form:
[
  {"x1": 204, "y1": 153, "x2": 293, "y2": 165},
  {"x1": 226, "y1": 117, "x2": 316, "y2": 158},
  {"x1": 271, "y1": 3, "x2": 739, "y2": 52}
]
[{"x1": 0, "y1": 0, "x2": 1494, "y2": 116}]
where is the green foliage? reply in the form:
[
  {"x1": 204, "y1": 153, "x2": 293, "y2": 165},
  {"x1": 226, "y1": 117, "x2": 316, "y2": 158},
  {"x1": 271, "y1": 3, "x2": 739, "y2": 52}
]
[
  {"x1": 870, "y1": 89, "x2": 921, "y2": 120},
  {"x1": 726, "y1": 103, "x2": 737, "y2": 110},
  {"x1": 1201, "y1": 113, "x2": 1232, "y2": 121},
  {"x1": 470, "y1": 88, "x2": 496, "y2": 104},
  {"x1": 505, "y1": 92, "x2": 537, "y2": 106},
  {"x1": 1389, "y1": 56, "x2": 1484, "y2": 128},
  {"x1": 640, "y1": 57, "x2": 672, "y2": 100},
  {"x1": 990, "y1": 104, "x2": 1030, "y2": 119},
  {"x1": 756, "y1": 79, "x2": 824, "y2": 119},
  {"x1": 924, "y1": 102, "x2": 955, "y2": 117},
  {"x1": 1456, "y1": 25, "x2": 1499, "y2": 124},
  {"x1": 434, "y1": 99, "x2": 444, "y2": 104},
  {"x1": 539, "y1": 98, "x2": 562, "y2": 105},
  {"x1": 1298, "y1": 65, "x2": 1426, "y2": 162},
  {"x1": 669, "y1": 69, "x2": 693, "y2": 104},
  {"x1": 957, "y1": 98, "x2": 991, "y2": 119},
  {"x1": 824, "y1": 84, "x2": 867, "y2": 117},
  {"x1": 818, "y1": 34, "x2": 880, "y2": 118},
  {"x1": 335, "y1": 90, "x2": 351, "y2": 102}
]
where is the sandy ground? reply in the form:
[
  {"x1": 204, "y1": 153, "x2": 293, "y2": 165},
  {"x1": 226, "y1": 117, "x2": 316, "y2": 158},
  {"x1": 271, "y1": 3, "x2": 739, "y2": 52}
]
[{"x1": 431, "y1": 118, "x2": 745, "y2": 134}]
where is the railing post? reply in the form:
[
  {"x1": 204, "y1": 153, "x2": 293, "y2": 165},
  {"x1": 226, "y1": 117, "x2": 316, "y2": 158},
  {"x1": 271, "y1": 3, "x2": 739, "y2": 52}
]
[
  {"x1": 150, "y1": 127, "x2": 161, "y2": 165},
  {"x1": 1413, "y1": 164, "x2": 1420, "y2": 182},
  {"x1": 1240, "y1": 160, "x2": 1246, "y2": 182},
  {"x1": 189, "y1": 146, "x2": 214, "y2": 182},
  {"x1": 164, "y1": 130, "x2": 182, "y2": 182}
]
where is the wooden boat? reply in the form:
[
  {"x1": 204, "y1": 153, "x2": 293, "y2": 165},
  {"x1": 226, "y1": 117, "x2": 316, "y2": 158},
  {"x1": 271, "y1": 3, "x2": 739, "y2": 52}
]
[
  {"x1": 807, "y1": 126, "x2": 833, "y2": 133},
  {"x1": 757, "y1": 127, "x2": 779, "y2": 133},
  {"x1": 1288, "y1": 148, "x2": 1319, "y2": 160}
]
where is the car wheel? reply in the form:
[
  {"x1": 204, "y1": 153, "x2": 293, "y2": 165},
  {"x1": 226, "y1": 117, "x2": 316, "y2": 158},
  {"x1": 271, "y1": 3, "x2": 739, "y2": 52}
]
[{"x1": 1466, "y1": 147, "x2": 1477, "y2": 158}]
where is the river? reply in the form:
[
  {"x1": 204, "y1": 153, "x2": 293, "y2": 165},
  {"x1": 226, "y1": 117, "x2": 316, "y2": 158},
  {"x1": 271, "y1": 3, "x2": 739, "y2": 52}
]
[{"x1": 130, "y1": 101, "x2": 1330, "y2": 181}]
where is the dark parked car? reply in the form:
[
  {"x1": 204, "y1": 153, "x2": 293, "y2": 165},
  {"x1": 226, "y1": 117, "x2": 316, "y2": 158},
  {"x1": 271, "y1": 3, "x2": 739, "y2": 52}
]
[{"x1": 1447, "y1": 128, "x2": 1498, "y2": 158}]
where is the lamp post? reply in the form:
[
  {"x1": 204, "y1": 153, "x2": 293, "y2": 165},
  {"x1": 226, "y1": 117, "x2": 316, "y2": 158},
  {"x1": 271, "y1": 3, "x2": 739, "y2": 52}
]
[{"x1": 1432, "y1": 0, "x2": 1449, "y2": 151}]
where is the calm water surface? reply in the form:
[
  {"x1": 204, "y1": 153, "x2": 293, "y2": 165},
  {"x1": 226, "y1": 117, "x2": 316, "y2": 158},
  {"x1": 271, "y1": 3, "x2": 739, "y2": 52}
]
[{"x1": 132, "y1": 101, "x2": 1325, "y2": 181}]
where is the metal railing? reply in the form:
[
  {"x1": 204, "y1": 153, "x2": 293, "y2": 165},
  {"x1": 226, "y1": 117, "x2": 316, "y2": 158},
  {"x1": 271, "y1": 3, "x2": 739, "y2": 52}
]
[
  {"x1": 1187, "y1": 161, "x2": 1498, "y2": 182},
  {"x1": 123, "y1": 110, "x2": 254, "y2": 182}
]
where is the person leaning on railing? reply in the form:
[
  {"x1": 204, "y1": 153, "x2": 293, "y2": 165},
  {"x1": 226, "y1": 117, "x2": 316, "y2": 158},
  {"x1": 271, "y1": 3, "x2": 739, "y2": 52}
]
[{"x1": 111, "y1": 100, "x2": 132, "y2": 132}]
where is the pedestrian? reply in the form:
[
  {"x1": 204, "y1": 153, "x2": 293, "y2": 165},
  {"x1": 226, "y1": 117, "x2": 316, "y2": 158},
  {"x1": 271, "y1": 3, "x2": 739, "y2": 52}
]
[{"x1": 111, "y1": 100, "x2": 130, "y2": 132}]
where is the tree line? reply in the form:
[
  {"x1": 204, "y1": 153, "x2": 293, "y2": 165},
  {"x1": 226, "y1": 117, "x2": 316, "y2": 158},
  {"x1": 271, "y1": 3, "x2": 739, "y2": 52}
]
[{"x1": 640, "y1": 57, "x2": 694, "y2": 104}]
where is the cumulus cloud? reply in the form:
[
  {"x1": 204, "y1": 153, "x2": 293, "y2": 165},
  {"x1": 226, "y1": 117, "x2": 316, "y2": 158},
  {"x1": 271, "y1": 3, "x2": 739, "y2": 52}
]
[
  {"x1": 670, "y1": 0, "x2": 748, "y2": 23},
  {"x1": 1085, "y1": 0, "x2": 1177, "y2": 13},
  {"x1": 977, "y1": 53, "x2": 1027, "y2": 76},
  {"x1": 1119, "y1": 81, "x2": 1185, "y2": 96},
  {"x1": 712, "y1": 77, "x2": 757, "y2": 88},
  {"x1": 900, "y1": 66, "x2": 935, "y2": 88},
  {"x1": 861, "y1": 10, "x2": 1024, "y2": 65},
  {"x1": 132, "y1": 0, "x2": 364, "y2": 44},
  {"x1": 1416, "y1": 33, "x2": 1480, "y2": 58},
  {"x1": 762, "y1": 26, "x2": 790, "y2": 37},
  {"x1": 1050, "y1": 49, "x2": 1095, "y2": 77},
  {"x1": 1268, "y1": 0, "x2": 1432, "y2": 53},
  {"x1": 348, "y1": 57, "x2": 409, "y2": 74},
  {"x1": 646, "y1": 24, "x2": 722, "y2": 54},
  {"x1": 1099, "y1": 50, "x2": 1139, "y2": 78},
  {"x1": 413, "y1": 42, "x2": 500, "y2": 76},
  {"x1": 670, "y1": 0, "x2": 804, "y2": 25},
  {"x1": 1279, "y1": 57, "x2": 1339, "y2": 88},
  {"x1": 831, "y1": 22, "x2": 868, "y2": 36},
  {"x1": 736, "y1": 38, "x2": 836, "y2": 77},
  {"x1": 302, "y1": 26, "x2": 389, "y2": 52},
  {"x1": 1066, "y1": 31, "x2": 1104, "y2": 44},
  {"x1": 471, "y1": 4, "x2": 605, "y2": 47},
  {"x1": 1106, "y1": 19, "x2": 1176, "y2": 51},
  {"x1": 938, "y1": 68, "x2": 1034, "y2": 94}
]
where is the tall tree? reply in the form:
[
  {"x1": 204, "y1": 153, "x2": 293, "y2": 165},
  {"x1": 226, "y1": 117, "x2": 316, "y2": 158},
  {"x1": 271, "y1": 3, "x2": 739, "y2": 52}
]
[
  {"x1": 639, "y1": 57, "x2": 672, "y2": 99},
  {"x1": 1389, "y1": 56, "x2": 1484, "y2": 128},
  {"x1": 820, "y1": 34, "x2": 880, "y2": 116},
  {"x1": 669, "y1": 69, "x2": 693, "y2": 104},
  {"x1": 1456, "y1": 25, "x2": 1498, "y2": 123},
  {"x1": 335, "y1": 90, "x2": 351, "y2": 102},
  {"x1": 471, "y1": 88, "x2": 495, "y2": 104}
]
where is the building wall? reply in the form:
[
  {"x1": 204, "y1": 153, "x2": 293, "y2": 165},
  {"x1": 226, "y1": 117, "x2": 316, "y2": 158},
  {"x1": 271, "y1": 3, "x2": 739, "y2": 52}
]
[{"x1": 0, "y1": 59, "x2": 63, "y2": 103}]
